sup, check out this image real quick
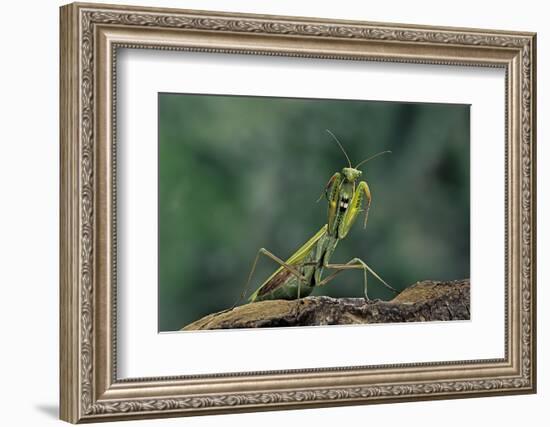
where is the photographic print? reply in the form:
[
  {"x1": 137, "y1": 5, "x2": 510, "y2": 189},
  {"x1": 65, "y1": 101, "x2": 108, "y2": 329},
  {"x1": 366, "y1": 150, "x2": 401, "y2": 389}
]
[{"x1": 158, "y1": 93, "x2": 470, "y2": 332}]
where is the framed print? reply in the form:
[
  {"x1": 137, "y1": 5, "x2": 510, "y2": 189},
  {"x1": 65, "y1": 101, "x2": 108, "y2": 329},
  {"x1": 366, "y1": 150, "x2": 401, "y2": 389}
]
[{"x1": 59, "y1": 2, "x2": 537, "y2": 423}]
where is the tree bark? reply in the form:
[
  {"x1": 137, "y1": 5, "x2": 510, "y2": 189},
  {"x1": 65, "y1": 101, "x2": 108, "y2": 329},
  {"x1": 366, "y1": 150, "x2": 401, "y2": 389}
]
[{"x1": 182, "y1": 279, "x2": 470, "y2": 331}]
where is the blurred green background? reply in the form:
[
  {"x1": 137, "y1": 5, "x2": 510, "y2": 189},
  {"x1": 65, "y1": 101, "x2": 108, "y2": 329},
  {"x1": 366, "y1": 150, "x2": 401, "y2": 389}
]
[{"x1": 158, "y1": 93, "x2": 470, "y2": 331}]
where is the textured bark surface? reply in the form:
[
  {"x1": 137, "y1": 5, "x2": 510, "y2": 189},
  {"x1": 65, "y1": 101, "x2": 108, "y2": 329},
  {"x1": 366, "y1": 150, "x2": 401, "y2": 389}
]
[{"x1": 182, "y1": 279, "x2": 470, "y2": 330}]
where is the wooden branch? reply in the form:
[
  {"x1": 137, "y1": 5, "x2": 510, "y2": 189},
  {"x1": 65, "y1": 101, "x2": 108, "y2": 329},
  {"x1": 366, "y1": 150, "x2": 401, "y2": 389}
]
[{"x1": 182, "y1": 279, "x2": 470, "y2": 330}]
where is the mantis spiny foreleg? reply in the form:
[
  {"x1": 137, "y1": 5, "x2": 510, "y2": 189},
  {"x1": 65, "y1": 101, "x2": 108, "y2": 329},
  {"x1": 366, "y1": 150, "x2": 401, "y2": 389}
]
[{"x1": 338, "y1": 180, "x2": 371, "y2": 238}]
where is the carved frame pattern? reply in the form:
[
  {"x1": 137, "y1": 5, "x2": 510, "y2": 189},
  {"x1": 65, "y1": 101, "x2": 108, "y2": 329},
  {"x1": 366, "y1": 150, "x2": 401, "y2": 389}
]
[{"x1": 60, "y1": 2, "x2": 536, "y2": 423}]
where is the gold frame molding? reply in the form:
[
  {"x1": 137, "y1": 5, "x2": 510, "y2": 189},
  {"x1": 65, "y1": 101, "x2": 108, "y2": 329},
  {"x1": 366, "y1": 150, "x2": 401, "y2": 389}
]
[{"x1": 60, "y1": 2, "x2": 537, "y2": 423}]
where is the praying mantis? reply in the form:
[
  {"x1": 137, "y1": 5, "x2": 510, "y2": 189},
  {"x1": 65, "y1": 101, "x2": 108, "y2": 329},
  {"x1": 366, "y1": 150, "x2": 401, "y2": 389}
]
[{"x1": 232, "y1": 130, "x2": 398, "y2": 308}]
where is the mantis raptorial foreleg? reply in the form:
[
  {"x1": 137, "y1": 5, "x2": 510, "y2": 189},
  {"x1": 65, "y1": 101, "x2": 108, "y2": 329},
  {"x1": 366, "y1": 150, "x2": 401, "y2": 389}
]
[
  {"x1": 338, "y1": 181, "x2": 371, "y2": 238},
  {"x1": 231, "y1": 248, "x2": 310, "y2": 309},
  {"x1": 318, "y1": 257, "x2": 398, "y2": 300}
]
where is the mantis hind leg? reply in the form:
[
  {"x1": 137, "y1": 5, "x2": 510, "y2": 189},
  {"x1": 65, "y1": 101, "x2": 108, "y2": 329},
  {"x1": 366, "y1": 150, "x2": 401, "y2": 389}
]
[
  {"x1": 319, "y1": 258, "x2": 398, "y2": 301},
  {"x1": 230, "y1": 248, "x2": 307, "y2": 310}
]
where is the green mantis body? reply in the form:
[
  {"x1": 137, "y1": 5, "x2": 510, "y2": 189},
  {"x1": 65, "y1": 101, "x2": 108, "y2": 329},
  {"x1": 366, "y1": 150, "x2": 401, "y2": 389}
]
[{"x1": 238, "y1": 131, "x2": 397, "y2": 305}]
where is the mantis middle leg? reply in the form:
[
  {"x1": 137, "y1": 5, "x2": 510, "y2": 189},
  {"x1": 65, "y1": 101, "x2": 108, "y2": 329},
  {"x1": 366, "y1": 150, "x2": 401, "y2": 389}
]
[{"x1": 318, "y1": 257, "x2": 398, "y2": 300}]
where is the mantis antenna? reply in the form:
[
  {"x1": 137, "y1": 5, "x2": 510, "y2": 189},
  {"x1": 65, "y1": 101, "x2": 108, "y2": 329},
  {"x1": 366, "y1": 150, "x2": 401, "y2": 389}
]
[
  {"x1": 326, "y1": 129, "x2": 352, "y2": 168},
  {"x1": 355, "y1": 150, "x2": 392, "y2": 169}
]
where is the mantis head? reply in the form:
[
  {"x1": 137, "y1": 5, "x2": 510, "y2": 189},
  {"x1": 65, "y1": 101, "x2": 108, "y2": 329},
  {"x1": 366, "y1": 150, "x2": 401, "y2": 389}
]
[{"x1": 341, "y1": 167, "x2": 362, "y2": 182}]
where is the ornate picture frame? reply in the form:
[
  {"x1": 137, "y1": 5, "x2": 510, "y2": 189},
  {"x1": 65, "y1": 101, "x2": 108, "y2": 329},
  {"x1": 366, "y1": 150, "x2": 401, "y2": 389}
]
[{"x1": 60, "y1": 2, "x2": 536, "y2": 423}]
